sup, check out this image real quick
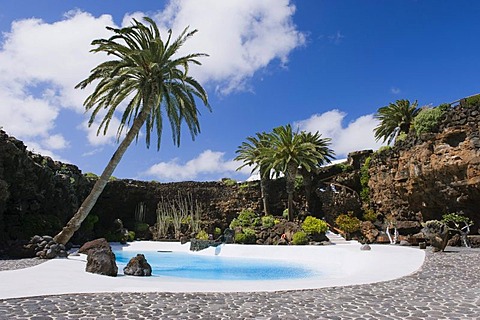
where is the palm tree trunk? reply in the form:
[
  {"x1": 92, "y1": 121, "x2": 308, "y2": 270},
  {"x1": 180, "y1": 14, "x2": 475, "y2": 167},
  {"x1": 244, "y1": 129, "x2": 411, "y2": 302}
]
[
  {"x1": 53, "y1": 108, "x2": 151, "y2": 245},
  {"x1": 285, "y1": 163, "x2": 297, "y2": 221},
  {"x1": 260, "y1": 176, "x2": 271, "y2": 216}
]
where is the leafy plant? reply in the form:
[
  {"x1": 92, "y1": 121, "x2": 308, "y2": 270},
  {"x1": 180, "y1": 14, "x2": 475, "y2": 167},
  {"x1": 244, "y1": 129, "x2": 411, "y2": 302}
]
[
  {"x1": 84, "y1": 172, "x2": 98, "y2": 179},
  {"x1": 335, "y1": 212, "x2": 361, "y2": 234},
  {"x1": 214, "y1": 227, "x2": 222, "y2": 238},
  {"x1": 412, "y1": 105, "x2": 447, "y2": 136},
  {"x1": 360, "y1": 157, "x2": 371, "y2": 203},
  {"x1": 221, "y1": 178, "x2": 237, "y2": 187},
  {"x1": 261, "y1": 215, "x2": 275, "y2": 228},
  {"x1": 465, "y1": 94, "x2": 480, "y2": 107},
  {"x1": 292, "y1": 231, "x2": 309, "y2": 245},
  {"x1": 301, "y1": 216, "x2": 328, "y2": 235},
  {"x1": 376, "y1": 145, "x2": 392, "y2": 154},
  {"x1": 334, "y1": 163, "x2": 354, "y2": 172},
  {"x1": 196, "y1": 230, "x2": 209, "y2": 240},
  {"x1": 362, "y1": 209, "x2": 378, "y2": 222},
  {"x1": 282, "y1": 209, "x2": 289, "y2": 219},
  {"x1": 395, "y1": 131, "x2": 408, "y2": 143},
  {"x1": 229, "y1": 209, "x2": 257, "y2": 229},
  {"x1": 234, "y1": 228, "x2": 256, "y2": 244},
  {"x1": 441, "y1": 213, "x2": 473, "y2": 229}
]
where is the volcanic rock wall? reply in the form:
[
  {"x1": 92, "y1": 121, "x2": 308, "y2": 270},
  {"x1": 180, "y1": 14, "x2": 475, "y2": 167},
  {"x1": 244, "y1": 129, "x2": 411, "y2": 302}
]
[{"x1": 368, "y1": 100, "x2": 480, "y2": 234}]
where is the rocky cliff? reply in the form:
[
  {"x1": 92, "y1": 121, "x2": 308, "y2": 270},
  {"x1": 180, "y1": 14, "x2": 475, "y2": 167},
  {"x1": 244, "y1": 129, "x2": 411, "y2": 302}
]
[{"x1": 368, "y1": 99, "x2": 480, "y2": 235}]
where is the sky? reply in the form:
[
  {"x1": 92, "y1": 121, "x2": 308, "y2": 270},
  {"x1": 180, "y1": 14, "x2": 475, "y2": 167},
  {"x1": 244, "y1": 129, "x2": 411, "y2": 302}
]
[{"x1": 0, "y1": 0, "x2": 479, "y2": 182}]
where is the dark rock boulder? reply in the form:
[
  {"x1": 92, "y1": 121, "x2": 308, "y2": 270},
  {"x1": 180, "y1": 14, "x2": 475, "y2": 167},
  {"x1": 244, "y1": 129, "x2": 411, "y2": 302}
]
[
  {"x1": 85, "y1": 247, "x2": 118, "y2": 277},
  {"x1": 78, "y1": 238, "x2": 110, "y2": 256},
  {"x1": 123, "y1": 254, "x2": 152, "y2": 276}
]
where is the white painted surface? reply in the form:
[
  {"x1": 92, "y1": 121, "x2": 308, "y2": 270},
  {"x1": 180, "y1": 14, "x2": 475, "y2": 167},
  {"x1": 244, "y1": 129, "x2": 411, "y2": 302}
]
[{"x1": 0, "y1": 242, "x2": 425, "y2": 299}]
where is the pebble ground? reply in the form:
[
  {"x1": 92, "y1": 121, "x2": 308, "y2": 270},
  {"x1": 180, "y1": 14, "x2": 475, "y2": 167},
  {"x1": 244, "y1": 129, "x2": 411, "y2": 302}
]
[{"x1": 0, "y1": 247, "x2": 479, "y2": 319}]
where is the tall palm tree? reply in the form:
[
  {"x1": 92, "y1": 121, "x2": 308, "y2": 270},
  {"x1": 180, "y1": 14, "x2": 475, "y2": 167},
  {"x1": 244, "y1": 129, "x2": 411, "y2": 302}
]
[
  {"x1": 374, "y1": 99, "x2": 419, "y2": 145},
  {"x1": 297, "y1": 131, "x2": 334, "y2": 212},
  {"x1": 54, "y1": 18, "x2": 209, "y2": 245},
  {"x1": 235, "y1": 132, "x2": 272, "y2": 216},
  {"x1": 263, "y1": 124, "x2": 330, "y2": 221}
]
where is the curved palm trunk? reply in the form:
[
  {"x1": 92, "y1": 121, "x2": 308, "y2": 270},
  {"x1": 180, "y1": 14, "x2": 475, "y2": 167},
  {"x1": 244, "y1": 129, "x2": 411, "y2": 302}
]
[{"x1": 54, "y1": 108, "x2": 151, "y2": 245}]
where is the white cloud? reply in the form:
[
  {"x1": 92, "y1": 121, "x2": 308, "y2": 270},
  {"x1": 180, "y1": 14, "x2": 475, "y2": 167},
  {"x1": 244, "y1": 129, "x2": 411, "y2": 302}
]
[
  {"x1": 0, "y1": 11, "x2": 114, "y2": 156},
  {"x1": 149, "y1": 0, "x2": 305, "y2": 94},
  {"x1": 42, "y1": 134, "x2": 69, "y2": 150},
  {"x1": 0, "y1": 2, "x2": 304, "y2": 159},
  {"x1": 145, "y1": 150, "x2": 245, "y2": 181},
  {"x1": 294, "y1": 110, "x2": 384, "y2": 157}
]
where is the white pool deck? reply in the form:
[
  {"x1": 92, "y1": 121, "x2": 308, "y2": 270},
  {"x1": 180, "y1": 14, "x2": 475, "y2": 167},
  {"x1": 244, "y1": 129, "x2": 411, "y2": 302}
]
[{"x1": 0, "y1": 241, "x2": 425, "y2": 299}]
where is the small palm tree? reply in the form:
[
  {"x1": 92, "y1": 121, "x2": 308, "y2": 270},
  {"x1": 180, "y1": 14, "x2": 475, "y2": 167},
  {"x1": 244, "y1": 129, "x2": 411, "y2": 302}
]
[
  {"x1": 235, "y1": 132, "x2": 272, "y2": 216},
  {"x1": 264, "y1": 125, "x2": 331, "y2": 221},
  {"x1": 298, "y1": 131, "x2": 334, "y2": 212},
  {"x1": 374, "y1": 99, "x2": 419, "y2": 145},
  {"x1": 54, "y1": 18, "x2": 210, "y2": 244}
]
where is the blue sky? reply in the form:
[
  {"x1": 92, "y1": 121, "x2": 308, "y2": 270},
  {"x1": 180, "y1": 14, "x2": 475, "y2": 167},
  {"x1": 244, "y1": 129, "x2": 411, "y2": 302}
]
[{"x1": 0, "y1": 0, "x2": 479, "y2": 182}]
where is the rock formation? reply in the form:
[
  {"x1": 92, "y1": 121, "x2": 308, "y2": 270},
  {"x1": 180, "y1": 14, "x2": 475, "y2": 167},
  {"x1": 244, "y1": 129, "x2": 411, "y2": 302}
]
[{"x1": 123, "y1": 254, "x2": 152, "y2": 276}]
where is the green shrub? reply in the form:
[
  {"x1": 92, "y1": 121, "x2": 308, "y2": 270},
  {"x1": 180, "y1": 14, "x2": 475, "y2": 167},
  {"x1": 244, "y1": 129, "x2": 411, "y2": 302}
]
[
  {"x1": 301, "y1": 216, "x2": 328, "y2": 235},
  {"x1": 84, "y1": 172, "x2": 98, "y2": 179},
  {"x1": 335, "y1": 213, "x2": 361, "y2": 234},
  {"x1": 360, "y1": 157, "x2": 371, "y2": 203},
  {"x1": 292, "y1": 231, "x2": 309, "y2": 245},
  {"x1": 128, "y1": 231, "x2": 136, "y2": 241},
  {"x1": 376, "y1": 145, "x2": 391, "y2": 154},
  {"x1": 465, "y1": 94, "x2": 480, "y2": 107},
  {"x1": 196, "y1": 230, "x2": 209, "y2": 240},
  {"x1": 413, "y1": 106, "x2": 447, "y2": 136},
  {"x1": 134, "y1": 222, "x2": 149, "y2": 233},
  {"x1": 221, "y1": 178, "x2": 237, "y2": 187},
  {"x1": 261, "y1": 215, "x2": 275, "y2": 228},
  {"x1": 334, "y1": 163, "x2": 354, "y2": 172},
  {"x1": 395, "y1": 132, "x2": 408, "y2": 143},
  {"x1": 363, "y1": 209, "x2": 378, "y2": 222},
  {"x1": 282, "y1": 209, "x2": 289, "y2": 219},
  {"x1": 229, "y1": 209, "x2": 258, "y2": 229},
  {"x1": 234, "y1": 228, "x2": 256, "y2": 244},
  {"x1": 214, "y1": 227, "x2": 222, "y2": 238}
]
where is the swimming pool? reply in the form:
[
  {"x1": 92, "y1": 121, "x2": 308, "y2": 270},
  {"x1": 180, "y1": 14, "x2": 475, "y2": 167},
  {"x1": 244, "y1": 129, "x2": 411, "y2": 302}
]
[{"x1": 115, "y1": 250, "x2": 317, "y2": 280}]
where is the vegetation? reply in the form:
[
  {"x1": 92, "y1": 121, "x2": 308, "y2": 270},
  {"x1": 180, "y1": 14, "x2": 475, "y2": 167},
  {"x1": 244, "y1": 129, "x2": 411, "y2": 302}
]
[
  {"x1": 261, "y1": 125, "x2": 333, "y2": 220},
  {"x1": 221, "y1": 178, "x2": 237, "y2": 187},
  {"x1": 334, "y1": 162, "x2": 354, "y2": 172},
  {"x1": 465, "y1": 94, "x2": 480, "y2": 107},
  {"x1": 292, "y1": 231, "x2": 309, "y2": 245},
  {"x1": 301, "y1": 216, "x2": 328, "y2": 235},
  {"x1": 359, "y1": 156, "x2": 371, "y2": 203},
  {"x1": 412, "y1": 104, "x2": 448, "y2": 136},
  {"x1": 229, "y1": 209, "x2": 258, "y2": 229},
  {"x1": 395, "y1": 131, "x2": 408, "y2": 143},
  {"x1": 261, "y1": 215, "x2": 276, "y2": 228},
  {"x1": 374, "y1": 99, "x2": 419, "y2": 145},
  {"x1": 53, "y1": 17, "x2": 209, "y2": 245},
  {"x1": 235, "y1": 132, "x2": 273, "y2": 216},
  {"x1": 195, "y1": 230, "x2": 209, "y2": 240},
  {"x1": 234, "y1": 228, "x2": 256, "y2": 244},
  {"x1": 362, "y1": 209, "x2": 378, "y2": 222},
  {"x1": 335, "y1": 213, "x2": 361, "y2": 236}
]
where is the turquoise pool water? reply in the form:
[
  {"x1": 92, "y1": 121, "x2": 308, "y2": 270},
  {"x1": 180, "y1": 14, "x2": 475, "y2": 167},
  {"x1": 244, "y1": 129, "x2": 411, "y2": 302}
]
[{"x1": 115, "y1": 251, "x2": 316, "y2": 281}]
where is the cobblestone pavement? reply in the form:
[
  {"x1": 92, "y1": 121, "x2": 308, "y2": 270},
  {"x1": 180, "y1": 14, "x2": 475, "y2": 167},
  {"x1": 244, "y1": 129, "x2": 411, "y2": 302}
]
[
  {"x1": 0, "y1": 257, "x2": 46, "y2": 271},
  {"x1": 0, "y1": 247, "x2": 479, "y2": 319}
]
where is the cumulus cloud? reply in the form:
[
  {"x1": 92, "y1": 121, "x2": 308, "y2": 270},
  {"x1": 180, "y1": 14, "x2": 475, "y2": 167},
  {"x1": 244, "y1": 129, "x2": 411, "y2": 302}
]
[
  {"x1": 0, "y1": 2, "x2": 304, "y2": 160},
  {"x1": 145, "y1": 150, "x2": 246, "y2": 182},
  {"x1": 294, "y1": 110, "x2": 384, "y2": 157},
  {"x1": 149, "y1": 0, "x2": 305, "y2": 93},
  {"x1": 0, "y1": 11, "x2": 114, "y2": 159}
]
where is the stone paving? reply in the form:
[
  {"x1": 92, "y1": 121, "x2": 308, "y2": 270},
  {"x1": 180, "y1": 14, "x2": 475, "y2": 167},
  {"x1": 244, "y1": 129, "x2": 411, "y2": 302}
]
[{"x1": 0, "y1": 247, "x2": 479, "y2": 319}]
